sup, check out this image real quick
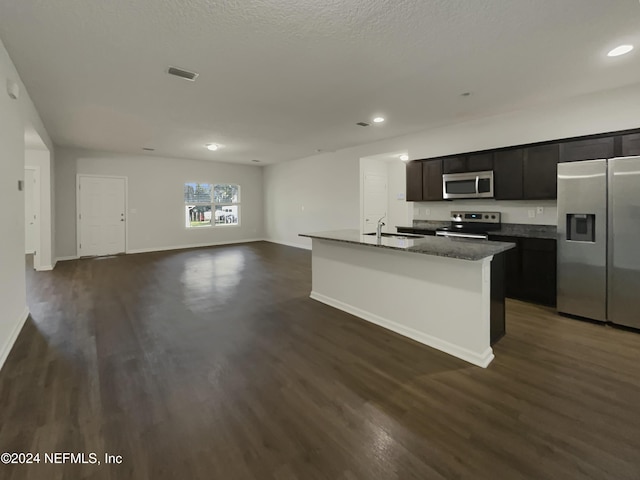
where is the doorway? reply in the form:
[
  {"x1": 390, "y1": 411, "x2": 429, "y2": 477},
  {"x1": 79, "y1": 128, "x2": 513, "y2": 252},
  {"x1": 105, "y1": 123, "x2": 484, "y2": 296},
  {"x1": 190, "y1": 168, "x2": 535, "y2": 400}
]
[
  {"x1": 77, "y1": 175, "x2": 127, "y2": 257},
  {"x1": 24, "y1": 125, "x2": 52, "y2": 271},
  {"x1": 360, "y1": 151, "x2": 410, "y2": 234},
  {"x1": 24, "y1": 167, "x2": 40, "y2": 256}
]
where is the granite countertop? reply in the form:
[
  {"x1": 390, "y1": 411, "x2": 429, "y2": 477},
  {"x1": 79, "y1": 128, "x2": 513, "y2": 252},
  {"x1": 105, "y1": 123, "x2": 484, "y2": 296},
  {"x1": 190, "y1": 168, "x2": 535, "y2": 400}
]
[
  {"x1": 299, "y1": 229, "x2": 515, "y2": 261},
  {"x1": 403, "y1": 221, "x2": 557, "y2": 240}
]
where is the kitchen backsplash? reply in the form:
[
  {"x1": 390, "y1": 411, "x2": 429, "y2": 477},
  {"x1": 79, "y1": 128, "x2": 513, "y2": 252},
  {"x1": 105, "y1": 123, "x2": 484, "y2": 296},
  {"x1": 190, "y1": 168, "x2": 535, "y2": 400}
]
[{"x1": 413, "y1": 199, "x2": 557, "y2": 225}]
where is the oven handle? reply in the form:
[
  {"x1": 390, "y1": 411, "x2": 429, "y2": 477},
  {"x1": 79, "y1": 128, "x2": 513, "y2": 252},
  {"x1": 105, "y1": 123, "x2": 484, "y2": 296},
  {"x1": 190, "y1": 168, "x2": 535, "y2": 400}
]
[
  {"x1": 475, "y1": 175, "x2": 480, "y2": 195},
  {"x1": 435, "y1": 231, "x2": 489, "y2": 240}
]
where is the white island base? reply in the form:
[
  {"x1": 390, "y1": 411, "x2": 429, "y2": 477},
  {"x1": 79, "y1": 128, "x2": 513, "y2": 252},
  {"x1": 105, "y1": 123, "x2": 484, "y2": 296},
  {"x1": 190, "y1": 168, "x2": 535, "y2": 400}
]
[{"x1": 309, "y1": 238, "x2": 497, "y2": 368}]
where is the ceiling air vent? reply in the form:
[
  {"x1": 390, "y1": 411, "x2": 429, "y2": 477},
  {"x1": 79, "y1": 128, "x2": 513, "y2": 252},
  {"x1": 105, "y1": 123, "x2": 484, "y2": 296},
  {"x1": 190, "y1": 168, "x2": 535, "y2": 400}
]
[
  {"x1": 356, "y1": 122, "x2": 370, "y2": 127},
  {"x1": 167, "y1": 66, "x2": 199, "y2": 81}
]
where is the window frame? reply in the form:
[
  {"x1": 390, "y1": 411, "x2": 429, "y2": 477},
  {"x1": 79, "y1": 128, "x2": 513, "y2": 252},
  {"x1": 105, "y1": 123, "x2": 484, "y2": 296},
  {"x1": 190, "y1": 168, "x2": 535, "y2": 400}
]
[
  {"x1": 213, "y1": 184, "x2": 241, "y2": 227},
  {"x1": 184, "y1": 182, "x2": 241, "y2": 229}
]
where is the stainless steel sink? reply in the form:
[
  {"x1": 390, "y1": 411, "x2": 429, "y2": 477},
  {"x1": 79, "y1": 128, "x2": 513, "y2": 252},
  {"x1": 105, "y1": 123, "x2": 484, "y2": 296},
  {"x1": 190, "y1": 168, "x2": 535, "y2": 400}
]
[{"x1": 363, "y1": 232, "x2": 425, "y2": 239}]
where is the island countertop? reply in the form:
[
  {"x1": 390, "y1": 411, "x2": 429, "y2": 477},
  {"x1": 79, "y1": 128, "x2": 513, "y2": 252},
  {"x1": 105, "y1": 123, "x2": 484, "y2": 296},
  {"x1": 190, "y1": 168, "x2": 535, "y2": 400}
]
[{"x1": 299, "y1": 229, "x2": 515, "y2": 261}]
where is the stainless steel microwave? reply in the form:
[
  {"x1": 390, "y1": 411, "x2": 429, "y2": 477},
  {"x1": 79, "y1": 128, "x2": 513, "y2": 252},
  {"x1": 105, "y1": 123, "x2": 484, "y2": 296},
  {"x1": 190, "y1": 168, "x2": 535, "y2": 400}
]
[{"x1": 442, "y1": 170, "x2": 494, "y2": 199}]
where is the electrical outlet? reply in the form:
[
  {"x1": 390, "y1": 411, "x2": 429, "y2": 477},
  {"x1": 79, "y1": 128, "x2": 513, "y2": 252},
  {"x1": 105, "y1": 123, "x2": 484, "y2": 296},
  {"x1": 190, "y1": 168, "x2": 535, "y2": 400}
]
[
  {"x1": 536, "y1": 206, "x2": 544, "y2": 215},
  {"x1": 528, "y1": 209, "x2": 536, "y2": 219}
]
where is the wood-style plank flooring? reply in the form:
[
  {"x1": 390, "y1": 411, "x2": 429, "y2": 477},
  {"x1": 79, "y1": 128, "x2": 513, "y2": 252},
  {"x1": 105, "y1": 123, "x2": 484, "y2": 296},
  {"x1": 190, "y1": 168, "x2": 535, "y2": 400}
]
[{"x1": 1, "y1": 242, "x2": 639, "y2": 479}]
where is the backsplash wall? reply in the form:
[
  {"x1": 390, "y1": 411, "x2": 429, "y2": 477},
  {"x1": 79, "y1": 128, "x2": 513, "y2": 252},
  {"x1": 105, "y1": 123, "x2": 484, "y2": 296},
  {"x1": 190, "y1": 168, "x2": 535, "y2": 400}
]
[{"x1": 413, "y1": 200, "x2": 557, "y2": 225}]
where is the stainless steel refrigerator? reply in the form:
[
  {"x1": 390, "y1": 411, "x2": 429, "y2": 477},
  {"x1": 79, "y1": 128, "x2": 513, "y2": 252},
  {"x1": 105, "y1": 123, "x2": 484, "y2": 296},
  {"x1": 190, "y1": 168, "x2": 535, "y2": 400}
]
[{"x1": 557, "y1": 156, "x2": 640, "y2": 329}]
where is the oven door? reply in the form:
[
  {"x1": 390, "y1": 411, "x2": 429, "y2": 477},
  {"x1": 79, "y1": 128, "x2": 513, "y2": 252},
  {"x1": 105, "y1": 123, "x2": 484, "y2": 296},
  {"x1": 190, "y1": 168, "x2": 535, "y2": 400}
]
[{"x1": 442, "y1": 171, "x2": 494, "y2": 199}]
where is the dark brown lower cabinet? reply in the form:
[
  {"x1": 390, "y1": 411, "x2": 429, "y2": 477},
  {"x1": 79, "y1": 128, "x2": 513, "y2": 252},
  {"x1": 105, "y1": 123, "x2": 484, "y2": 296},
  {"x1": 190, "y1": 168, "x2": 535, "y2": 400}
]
[
  {"x1": 489, "y1": 235, "x2": 556, "y2": 307},
  {"x1": 520, "y1": 238, "x2": 557, "y2": 306}
]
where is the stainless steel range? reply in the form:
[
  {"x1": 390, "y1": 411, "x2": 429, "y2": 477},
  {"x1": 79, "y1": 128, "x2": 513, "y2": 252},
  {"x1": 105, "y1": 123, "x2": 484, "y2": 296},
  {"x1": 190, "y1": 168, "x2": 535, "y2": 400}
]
[{"x1": 436, "y1": 211, "x2": 501, "y2": 240}]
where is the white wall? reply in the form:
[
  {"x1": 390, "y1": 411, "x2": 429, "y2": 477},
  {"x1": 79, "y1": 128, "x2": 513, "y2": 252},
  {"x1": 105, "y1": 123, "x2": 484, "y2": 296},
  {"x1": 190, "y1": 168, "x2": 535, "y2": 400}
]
[
  {"x1": 264, "y1": 153, "x2": 360, "y2": 249},
  {"x1": 55, "y1": 148, "x2": 264, "y2": 258},
  {"x1": 265, "y1": 82, "x2": 640, "y2": 246},
  {"x1": 387, "y1": 160, "x2": 409, "y2": 231},
  {"x1": 0, "y1": 37, "x2": 54, "y2": 370},
  {"x1": 25, "y1": 149, "x2": 55, "y2": 268}
]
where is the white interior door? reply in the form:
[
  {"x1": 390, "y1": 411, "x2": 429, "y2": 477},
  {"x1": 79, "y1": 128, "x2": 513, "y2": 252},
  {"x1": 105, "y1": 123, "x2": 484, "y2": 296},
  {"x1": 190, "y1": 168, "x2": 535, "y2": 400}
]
[
  {"x1": 78, "y1": 176, "x2": 126, "y2": 257},
  {"x1": 363, "y1": 172, "x2": 388, "y2": 232},
  {"x1": 24, "y1": 168, "x2": 37, "y2": 254}
]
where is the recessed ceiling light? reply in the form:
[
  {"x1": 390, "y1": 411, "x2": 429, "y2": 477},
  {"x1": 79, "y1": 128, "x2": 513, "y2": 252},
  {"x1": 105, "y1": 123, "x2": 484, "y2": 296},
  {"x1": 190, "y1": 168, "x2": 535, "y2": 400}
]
[
  {"x1": 206, "y1": 144, "x2": 219, "y2": 151},
  {"x1": 399, "y1": 154, "x2": 409, "y2": 161},
  {"x1": 142, "y1": 147, "x2": 155, "y2": 151},
  {"x1": 251, "y1": 159, "x2": 261, "y2": 163},
  {"x1": 460, "y1": 92, "x2": 472, "y2": 97},
  {"x1": 607, "y1": 45, "x2": 634, "y2": 57},
  {"x1": 373, "y1": 117, "x2": 385, "y2": 123},
  {"x1": 356, "y1": 122, "x2": 370, "y2": 127}
]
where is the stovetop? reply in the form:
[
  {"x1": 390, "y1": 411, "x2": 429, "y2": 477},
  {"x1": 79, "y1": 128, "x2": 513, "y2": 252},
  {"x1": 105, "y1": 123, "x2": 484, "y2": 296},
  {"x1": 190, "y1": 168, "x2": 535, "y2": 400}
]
[{"x1": 437, "y1": 211, "x2": 502, "y2": 234}]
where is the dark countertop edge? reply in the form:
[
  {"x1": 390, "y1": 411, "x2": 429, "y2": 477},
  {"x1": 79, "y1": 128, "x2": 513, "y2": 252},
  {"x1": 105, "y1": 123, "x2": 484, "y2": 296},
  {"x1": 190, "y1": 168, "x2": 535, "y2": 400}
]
[{"x1": 299, "y1": 232, "x2": 515, "y2": 261}]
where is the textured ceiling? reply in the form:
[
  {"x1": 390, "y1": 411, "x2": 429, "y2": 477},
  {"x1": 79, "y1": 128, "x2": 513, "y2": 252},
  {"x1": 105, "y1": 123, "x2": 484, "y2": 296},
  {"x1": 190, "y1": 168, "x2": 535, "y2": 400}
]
[{"x1": 1, "y1": 0, "x2": 639, "y2": 164}]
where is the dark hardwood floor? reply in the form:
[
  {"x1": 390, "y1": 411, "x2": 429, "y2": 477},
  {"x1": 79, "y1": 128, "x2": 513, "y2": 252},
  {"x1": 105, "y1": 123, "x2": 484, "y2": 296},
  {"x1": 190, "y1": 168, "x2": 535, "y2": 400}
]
[{"x1": 1, "y1": 242, "x2": 639, "y2": 479}]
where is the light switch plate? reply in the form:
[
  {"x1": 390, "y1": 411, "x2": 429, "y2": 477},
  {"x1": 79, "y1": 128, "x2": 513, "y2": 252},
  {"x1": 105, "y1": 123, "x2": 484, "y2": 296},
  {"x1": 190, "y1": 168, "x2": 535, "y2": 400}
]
[
  {"x1": 536, "y1": 206, "x2": 544, "y2": 215},
  {"x1": 528, "y1": 209, "x2": 536, "y2": 219}
]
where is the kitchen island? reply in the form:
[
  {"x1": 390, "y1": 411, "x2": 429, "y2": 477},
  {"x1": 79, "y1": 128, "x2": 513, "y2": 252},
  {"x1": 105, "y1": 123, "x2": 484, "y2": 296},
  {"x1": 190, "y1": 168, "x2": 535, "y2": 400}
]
[{"x1": 299, "y1": 230, "x2": 515, "y2": 367}]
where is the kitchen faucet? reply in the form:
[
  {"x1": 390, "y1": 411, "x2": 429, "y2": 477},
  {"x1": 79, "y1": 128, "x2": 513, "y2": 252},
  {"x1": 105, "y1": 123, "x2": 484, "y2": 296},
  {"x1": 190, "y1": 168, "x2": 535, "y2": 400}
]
[{"x1": 376, "y1": 215, "x2": 386, "y2": 238}]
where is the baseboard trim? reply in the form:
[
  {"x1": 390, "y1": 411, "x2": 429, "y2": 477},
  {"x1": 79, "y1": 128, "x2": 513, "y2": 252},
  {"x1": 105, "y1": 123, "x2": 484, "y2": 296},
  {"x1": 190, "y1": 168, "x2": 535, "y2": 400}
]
[
  {"x1": 310, "y1": 291, "x2": 494, "y2": 368},
  {"x1": 56, "y1": 255, "x2": 79, "y2": 262},
  {"x1": 126, "y1": 238, "x2": 265, "y2": 255},
  {"x1": 0, "y1": 307, "x2": 29, "y2": 373},
  {"x1": 264, "y1": 239, "x2": 312, "y2": 250},
  {"x1": 36, "y1": 265, "x2": 55, "y2": 271}
]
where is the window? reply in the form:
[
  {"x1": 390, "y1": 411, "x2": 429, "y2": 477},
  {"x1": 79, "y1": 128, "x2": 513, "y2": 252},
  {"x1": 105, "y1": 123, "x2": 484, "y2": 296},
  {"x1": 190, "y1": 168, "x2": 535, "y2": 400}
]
[
  {"x1": 213, "y1": 184, "x2": 240, "y2": 226},
  {"x1": 184, "y1": 183, "x2": 240, "y2": 228}
]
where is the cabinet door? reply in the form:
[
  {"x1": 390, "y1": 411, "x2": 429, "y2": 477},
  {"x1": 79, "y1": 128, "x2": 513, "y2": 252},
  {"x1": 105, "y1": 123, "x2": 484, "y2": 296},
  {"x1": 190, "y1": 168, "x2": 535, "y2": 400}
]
[
  {"x1": 560, "y1": 137, "x2": 615, "y2": 162},
  {"x1": 521, "y1": 238, "x2": 557, "y2": 306},
  {"x1": 467, "y1": 152, "x2": 493, "y2": 171},
  {"x1": 442, "y1": 156, "x2": 467, "y2": 174},
  {"x1": 422, "y1": 160, "x2": 443, "y2": 201},
  {"x1": 621, "y1": 133, "x2": 640, "y2": 156},
  {"x1": 524, "y1": 144, "x2": 559, "y2": 199},
  {"x1": 494, "y1": 149, "x2": 524, "y2": 200},
  {"x1": 405, "y1": 161, "x2": 423, "y2": 201},
  {"x1": 489, "y1": 235, "x2": 522, "y2": 299}
]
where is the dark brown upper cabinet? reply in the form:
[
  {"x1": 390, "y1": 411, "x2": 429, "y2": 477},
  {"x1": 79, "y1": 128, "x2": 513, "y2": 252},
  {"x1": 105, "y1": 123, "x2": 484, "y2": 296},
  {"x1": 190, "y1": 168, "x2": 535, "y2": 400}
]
[
  {"x1": 467, "y1": 152, "x2": 494, "y2": 171},
  {"x1": 494, "y1": 149, "x2": 524, "y2": 200},
  {"x1": 560, "y1": 137, "x2": 615, "y2": 162},
  {"x1": 442, "y1": 156, "x2": 467, "y2": 174},
  {"x1": 404, "y1": 127, "x2": 640, "y2": 202},
  {"x1": 622, "y1": 133, "x2": 640, "y2": 156},
  {"x1": 405, "y1": 161, "x2": 423, "y2": 201},
  {"x1": 523, "y1": 144, "x2": 559, "y2": 199},
  {"x1": 442, "y1": 153, "x2": 493, "y2": 174},
  {"x1": 422, "y1": 159, "x2": 444, "y2": 201}
]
